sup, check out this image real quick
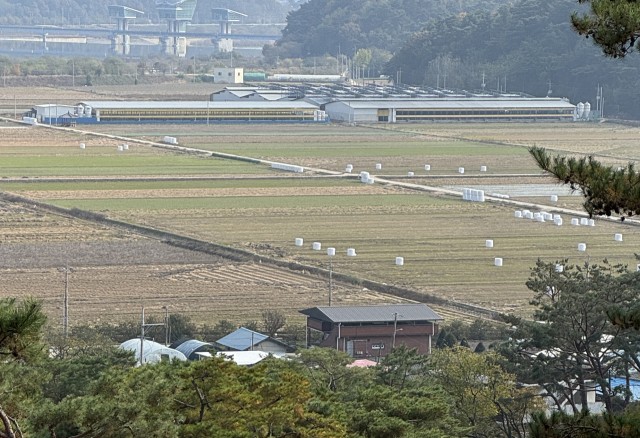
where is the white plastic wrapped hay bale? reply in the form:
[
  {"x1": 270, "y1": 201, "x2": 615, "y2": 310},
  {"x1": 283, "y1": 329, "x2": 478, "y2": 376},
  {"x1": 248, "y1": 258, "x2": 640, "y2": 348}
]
[
  {"x1": 424, "y1": 164, "x2": 431, "y2": 171},
  {"x1": 588, "y1": 219, "x2": 595, "y2": 226},
  {"x1": 458, "y1": 167, "x2": 465, "y2": 174},
  {"x1": 478, "y1": 190, "x2": 485, "y2": 202},
  {"x1": 480, "y1": 166, "x2": 487, "y2": 172},
  {"x1": 486, "y1": 240, "x2": 494, "y2": 248},
  {"x1": 295, "y1": 238, "x2": 303, "y2": 247},
  {"x1": 495, "y1": 258, "x2": 503, "y2": 267},
  {"x1": 615, "y1": 234, "x2": 623, "y2": 242},
  {"x1": 347, "y1": 248, "x2": 356, "y2": 257},
  {"x1": 375, "y1": 163, "x2": 382, "y2": 170},
  {"x1": 407, "y1": 172, "x2": 414, "y2": 177},
  {"x1": 515, "y1": 211, "x2": 522, "y2": 218},
  {"x1": 554, "y1": 218, "x2": 563, "y2": 226},
  {"x1": 117, "y1": 145, "x2": 123, "y2": 151},
  {"x1": 556, "y1": 264, "x2": 564, "y2": 273},
  {"x1": 571, "y1": 218, "x2": 579, "y2": 226},
  {"x1": 79, "y1": 143, "x2": 85, "y2": 149},
  {"x1": 327, "y1": 247, "x2": 336, "y2": 256},
  {"x1": 578, "y1": 243, "x2": 586, "y2": 252},
  {"x1": 395, "y1": 257, "x2": 404, "y2": 266},
  {"x1": 313, "y1": 242, "x2": 322, "y2": 251},
  {"x1": 551, "y1": 195, "x2": 558, "y2": 202},
  {"x1": 580, "y1": 218, "x2": 588, "y2": 225}
]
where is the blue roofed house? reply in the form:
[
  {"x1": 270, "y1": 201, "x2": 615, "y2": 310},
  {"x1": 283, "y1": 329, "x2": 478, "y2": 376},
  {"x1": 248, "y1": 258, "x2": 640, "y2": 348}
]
[{"x1": 216, "y1": 327, "x2": 294, "y2": 354}]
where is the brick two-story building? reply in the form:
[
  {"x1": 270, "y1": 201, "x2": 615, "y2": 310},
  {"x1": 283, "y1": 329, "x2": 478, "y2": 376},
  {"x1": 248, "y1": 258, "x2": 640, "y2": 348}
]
[{"x1": 300, "y1": 304, "x2": 443, "y2": 359}]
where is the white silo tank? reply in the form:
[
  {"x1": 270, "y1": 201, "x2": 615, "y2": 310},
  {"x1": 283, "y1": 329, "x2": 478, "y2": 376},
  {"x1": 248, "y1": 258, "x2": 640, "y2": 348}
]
[
  {"x1": 577, "y1": 102, "x2": 585, "y2": 118},
  {"x1": 84, "y1": 105, "x2": 92, "y2": 117},
  {"x1": 583, "y1": 102, "x2": 591, "y2": 119}
]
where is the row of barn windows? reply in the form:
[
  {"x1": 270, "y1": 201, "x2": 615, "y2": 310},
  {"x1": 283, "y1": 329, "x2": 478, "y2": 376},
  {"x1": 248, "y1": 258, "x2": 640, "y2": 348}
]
[
  {"x1": 101, "y1": 110, "x2": 312, "y2": 116},
  {"x1": 394, "y1": 109, "x2": 573, "y2": 116}
]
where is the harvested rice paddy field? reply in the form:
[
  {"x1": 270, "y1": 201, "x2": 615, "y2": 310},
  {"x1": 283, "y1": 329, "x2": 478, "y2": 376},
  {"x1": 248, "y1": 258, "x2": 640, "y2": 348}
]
[{"x1": 2, "y1": 119, "x2": 640, "y2": 326}]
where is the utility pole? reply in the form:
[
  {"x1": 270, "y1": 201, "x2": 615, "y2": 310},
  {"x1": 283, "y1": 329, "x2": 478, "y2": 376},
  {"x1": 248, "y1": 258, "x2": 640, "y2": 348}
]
[
  {"x1": 328, "y1": 257, "x2": 333, "y2": 306},
  {"x1": 392, "y1": 312, "x2": 398, "y2": 349},
  {"x1": 140, "y1": 307, "x2": 145, "y2": 366},
  {"x1": 72, "y1": 59, "x2": 75, "y2": 87},
  {"x1": 163, "y1": 306, "x2": 169, "y2": 346},
  {"x1": 13, "y1": 95, "x2": 16, "y2": 119},
  {"x1": 64, "y1": 263, "x2": 68, "y2": 336}
]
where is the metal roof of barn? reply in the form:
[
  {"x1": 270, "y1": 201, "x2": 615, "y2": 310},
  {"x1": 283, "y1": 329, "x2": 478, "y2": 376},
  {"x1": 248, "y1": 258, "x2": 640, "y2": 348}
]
[
  {"x1": 173, "y1": 339, "x2": 216, "y2": 359},
  {"x1": 77, "y1": 101, "x2": 318, "y2": 109},
  {"x1": 300, "y1": 304, "x2": 443, "y2": 324},
  {"x1": 326, "y1": 99, "x2": 575, "y2": 109}
]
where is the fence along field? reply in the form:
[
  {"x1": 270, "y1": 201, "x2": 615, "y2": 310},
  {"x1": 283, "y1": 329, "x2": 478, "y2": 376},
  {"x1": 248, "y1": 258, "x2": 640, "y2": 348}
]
[{"x1": 2, "y1": 120, "x2": 640, "y2": 322}]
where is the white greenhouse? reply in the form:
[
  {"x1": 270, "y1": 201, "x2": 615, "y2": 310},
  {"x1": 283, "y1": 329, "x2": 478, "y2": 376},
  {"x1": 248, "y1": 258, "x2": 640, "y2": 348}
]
[{"x1": 119, "y1": 339, "x2": 187, "y2": 365}]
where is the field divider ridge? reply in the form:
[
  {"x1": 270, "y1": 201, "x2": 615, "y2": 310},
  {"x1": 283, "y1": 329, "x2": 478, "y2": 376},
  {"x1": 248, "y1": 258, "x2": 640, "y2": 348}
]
[{"x1": 0, "y1": 190, "x2": 503, "y2": 321}]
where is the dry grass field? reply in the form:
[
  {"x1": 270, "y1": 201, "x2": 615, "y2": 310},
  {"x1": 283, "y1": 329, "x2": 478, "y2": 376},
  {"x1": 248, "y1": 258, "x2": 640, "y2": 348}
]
[{"x1": 2, "y1": 111, "x2": 640, "y2": 327}]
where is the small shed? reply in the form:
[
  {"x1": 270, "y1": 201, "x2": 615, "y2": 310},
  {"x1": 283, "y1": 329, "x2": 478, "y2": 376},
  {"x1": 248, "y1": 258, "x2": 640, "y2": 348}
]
[{"x1": 216, "y1": 327, "x2": 293, "y2": 354}]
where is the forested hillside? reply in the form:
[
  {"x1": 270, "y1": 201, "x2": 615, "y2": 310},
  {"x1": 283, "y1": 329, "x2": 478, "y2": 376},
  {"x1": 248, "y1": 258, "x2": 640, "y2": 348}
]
[
  {"x1": 386, "y1": 0, "x2": 640, "y2": 118},
  {"x1": 0, "y1": 0, "x2": 296, "y2": 25},
  {"x1": 267, "y1": 0, "x2": 511, "y2": 60}
]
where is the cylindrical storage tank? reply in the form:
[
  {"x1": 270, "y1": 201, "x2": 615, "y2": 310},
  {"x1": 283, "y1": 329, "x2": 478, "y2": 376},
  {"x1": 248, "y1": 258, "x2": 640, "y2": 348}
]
[
  {"x1": 584, "y1": 102, "x2": 591, "y2": 119},
  {"x1": 555, "y1": 218, "x2": 563, "y2": 226},
  {"x1": 347, "y1": 248, "x2": 356, "y2": 257},
  {"x1": 79, "y1": 143, "x2": 85, "y2": 149},
  {"x1": 295, "y1": 238, "x2": 303, "y2": 247},
  {"x1": 376, "y1": 163, "x2": 382, "y2": 170},
  {"x1": 458, "y1": 167, "x2": 465, "y2": 174},
  {"x1": 313, "y1": 242, "x2": 322, "y2": 251},
  {"x1": 615, "y1": 234, "x2": 623, "y2": 242},
  {"x1": 117, "y1": 146, "x2": 123, "y2": 151},
  {"x1": 571, "y1": 218, "x2": 579, "y2": 225},
  {"x1": 327, "y1": 247, "x2": 336, "y2": 256},
  {"x1": 577, "y1": 102, "x2": 585, "y2": 118},
  {"x1": 84, "y1": 106, "x2": 91, "y2": 116},
  {"x1": 243, "y1": 72, "x2": 267, "y2": 82},
  {"x1": 580, "y1": 218, "x2": 588, "y2": 225},
  {"x1": 77, "y1": 105, "x2": 83, "y2": 115},
  {"x1": 495, "y1": 258, "x2": 503, "y2": 267},
  {"x1": 578, "y1": 243, "x2": 587, "y2": 252},
  {"x1": 407, "y1": 172, "x2": 414, "y2": 177},
  {"x1": 480, "y1": 166, "x2": 487, "y2": 172},
  {"x1": 556, "y1": 264, "x2": 563, "y2": 273},
  {"x1": 515, "y1": 211, "x2": 522, "y2": 218},
  {"x1": 551, "y1": 195, "x2": 558, "y2": 202},
  {"x1": 486, "y1": 240, "x2": 494, "y2": 248},
  {"x1": 425, "y1": 165, "x2": 431, "y2": 171},
  {"x1": 395, "y1": 257, "x2": 404, "y2": 266},
  {"x1": 588, "y1": 219, "x2": 595, "y2": 226}
]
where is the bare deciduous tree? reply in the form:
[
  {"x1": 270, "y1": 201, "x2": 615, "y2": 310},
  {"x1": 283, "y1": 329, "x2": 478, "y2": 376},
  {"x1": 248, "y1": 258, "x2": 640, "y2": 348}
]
[{"x1": 261, "y1": 309, "x2": 286, "y2": 338}]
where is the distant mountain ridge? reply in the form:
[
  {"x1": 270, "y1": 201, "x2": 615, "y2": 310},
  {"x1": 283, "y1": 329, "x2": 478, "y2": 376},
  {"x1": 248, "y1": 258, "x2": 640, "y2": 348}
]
[
  {"x1": 269, "y1": 0, "x2": 513, "y2": 59},
  {"x1": 0, "y1": 0, "x2": 295, "y2": 25}
]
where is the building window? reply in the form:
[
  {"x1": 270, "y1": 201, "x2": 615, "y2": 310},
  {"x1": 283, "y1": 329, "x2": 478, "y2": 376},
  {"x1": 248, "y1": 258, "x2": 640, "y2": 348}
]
[
  {"x1": 372, "y1": 343, "x2": 385, "y2": 350},
  {"x1": 228, "y1": 72, "x2": 232, "y2": 76},
  {"x1": 218, "y1": 72, "x2": 222, "y2": 76}
]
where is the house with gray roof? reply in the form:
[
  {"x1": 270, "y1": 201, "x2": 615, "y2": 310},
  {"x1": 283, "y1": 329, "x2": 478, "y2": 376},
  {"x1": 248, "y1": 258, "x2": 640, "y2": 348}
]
[
  {"x1": 216, "y1": 327, "x2": 294, "y2": 354},
  {"x1": 299, "y1": 304, "x2": 443, "y2": 359}
]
